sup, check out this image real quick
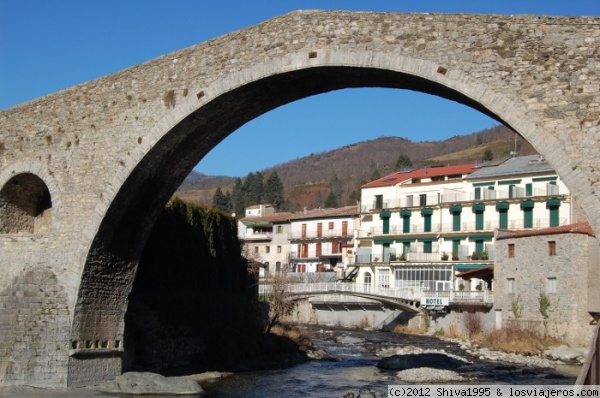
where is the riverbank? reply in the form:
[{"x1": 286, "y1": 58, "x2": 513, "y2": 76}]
[{"x1": 0, "y1": 324, "x2": 582, "y2": 397}]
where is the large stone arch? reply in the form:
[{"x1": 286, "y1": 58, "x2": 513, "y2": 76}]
[
  {"x1": 68, "y1": 55, "x2": 590, "y2": 384},
  {"x1": 0, "y1": 10, "x2": 599, "y2": 387}
]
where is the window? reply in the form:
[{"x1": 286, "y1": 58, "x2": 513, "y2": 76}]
[
  {"x1": 548, "y1": 241, "x2": 556, "y2": 256},
  {"x1": 419, "y1": 194, "x2": 427, "y2": 206},
  {"x1": 378, "y1": 269, "x2": 390, "y2": 288},
  {"x1": 254, "y1": 246, "x2": 259, "y2": 254},
  {"x1": 406, "y1": 195, "x2": 414, "y2": 207},
  {"x1": 375, "y1": 195, "x2": 383, "y2": 209},
  {"x1": 265, "y1": 246, "x2": 270, "y2": 253},
  {"x1": 364, "y1": 272, "x2": 372, "y2": 285},
  {"x1": 329, "y1": 222, "x2": 334, "y2": 230},
  {"x1": 546, "y1": 277, "x2": 557, "y2": 294},
  {"x1": 508, "y1": 243, "x2": 515, "y2": 258},
  {"x1": 275, "y1": 262, "x2": 281, "y2": 272},
  {"x1": 277, "y1": 246, "x2": 282, "y2": 253},
  {"x1": 507, "y1": 278, "x2": 515, "y2": 293},
  {"x1": 275, "y1": 225, "x2": 283, "y2": 233}
]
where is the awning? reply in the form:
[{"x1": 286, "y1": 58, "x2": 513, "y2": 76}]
[
  {"x1": 472, "y1": 203, "x2": 485, "y2": 212},
  {"x1": 546, "y1": 198, "x2": 561, "y2": 208},
  {"x1": 496, "y1": 202, "x2": 510, "y2": 211},
  {"x1": 400, "y1": 209, "x2": 412, "y2": 217}
]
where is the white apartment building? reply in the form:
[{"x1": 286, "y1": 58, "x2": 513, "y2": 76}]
[
  {"x1": 238, "y1": 205, "x2": 358, "y2": 277},
  {"x1": 355, "y1": 155, "x2": 572, "y2": 293},
  {"x1": 238, "y1": 209, "x2": 293, "y2": 277}
]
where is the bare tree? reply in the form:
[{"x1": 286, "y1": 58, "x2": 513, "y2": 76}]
[{"x1": 264, "y1": 266, "x2": 297, "y2": 333}]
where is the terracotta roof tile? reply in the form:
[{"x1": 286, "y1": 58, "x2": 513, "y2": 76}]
[
  {"x1": 496, "y1": 222, "x2": 595, "y2": 240},
  {"x1": 362, "y1": 163, "x2": 478, "y2": 188}
]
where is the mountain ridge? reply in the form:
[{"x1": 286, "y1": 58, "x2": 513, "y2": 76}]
[{"x1": 176, "y1": 124, "x2": 536, "y2": 209}]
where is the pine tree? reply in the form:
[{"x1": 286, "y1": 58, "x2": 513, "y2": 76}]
[
  {"x1": 483, "y1": 149, "x2": 494, "y2": 162},
  {"x1": 395, "y1": 154, "x2": 413, "y2": 170},
  {"x1": 324, "y1": 191, "x2": 338, "y2": 208},
  {"x1": 264, "y1": 171, "x2": 285, "y2": 210},
  {"x1": 211, "y1": 187, "x2": 232, "y2": 213},
  {"x1": 243, "y1": 172, "x2": 264, "y2": 207},
  {"x1": 231, "y1": 178, "x2": 245, "y2": 217},
  {"x1": 371, "y1": 169, "x2": 381, "y2": 181}
]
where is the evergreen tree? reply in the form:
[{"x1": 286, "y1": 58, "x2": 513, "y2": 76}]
[
  {"x1": 243, "y1": 172, "x2": 264, "y2": 207},
  {"x1": 324, "y1": 191, "x2": 338, "y2": 208},
  {"x1": 371, "y1": 169, "x2": 381, "y2": 181},
  {"x1": 395, "y1": 154, "x2": 413, "y2": 170},
  {"x1": 483, "y1": 149, "x2": 494, "y2": 162},
  {"x1": 231, "y1": 178, "x2": 245, "y2": 217},
  {"x1": 211, "y1": 187, "x2": 231, "y2": 213},
  {"x1": 264, "y1": 171, "x2": 285, "y2": 210}
]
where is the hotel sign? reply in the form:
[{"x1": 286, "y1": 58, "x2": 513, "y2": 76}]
[{"x1": 420, "y1": 297, "x2": 449, "y2": 306}]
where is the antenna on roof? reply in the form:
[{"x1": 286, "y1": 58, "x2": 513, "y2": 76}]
[{"x1": 512, "y1": 133, "x2": 518, "y2": 158}]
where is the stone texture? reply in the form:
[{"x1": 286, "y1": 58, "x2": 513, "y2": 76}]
[{"x1": 0, "y1": 10, "x2": 599, "y2": 387}]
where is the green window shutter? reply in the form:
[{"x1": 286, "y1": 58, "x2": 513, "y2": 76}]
[
  {"x1": 424, "y1": 215, "x2": 432, "y2": 232},
  {"x1": 383, "y1": 217, "x2": 390, "y2": 234},
  {"x1": 452, "y1": 212, "x2": 461, "y2": 231},
  {"x1": 424, "y1": 241, "x2": 432, "y2": 254},
  {"x1": 509, "y1": 185, "x2": 515, "y2": 199},
  {"x1": 547, "y1": 198, "x2": 561, "y2": 227},
  {"x1": 475, "y1": 187, "x2": 481, "y2": 200},
  {"x1": 452, "y1": 240, "x2": 460, "y2": 256},
  {"x1": 475, "y1": 212, "x2": 484, "y2": 230},
  {"x1": 499, "y1": 210, "x2": 508, "y2": 229},
  {"x1": 475, "y1": 240, "x2": 484, "y2": 256},
  {"x1": 403, "y1": 216, "x2": 410, "y2": 233},
  {"x1": 276, "y1": 262, "x2": 281, "y2": 272},
  {"x1": 526, "y1": 183, "x2": 532, "y2": 196},
  {"x1": 524, "y1": 208, "x2": 533, "y2": 228},
  {"x1": 549, "y1": 207, "x2": 559, "y2": 227},
  {"x1": 402, "y1": 241, "x2": 411, "y2": 254}
]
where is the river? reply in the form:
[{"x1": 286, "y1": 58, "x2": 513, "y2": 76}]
[{"x1": 0, "y1": 325, "x2": 581, "y2": 398}]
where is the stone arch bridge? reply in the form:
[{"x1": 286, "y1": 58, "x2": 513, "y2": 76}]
[{"x1": 1, "y1": 10, "x2": 599, "y2": 387}]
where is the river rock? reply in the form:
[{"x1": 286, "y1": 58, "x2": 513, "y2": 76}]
[
  {"x1": 95, "y1": 372, "x2": 204, "y2": 395},
  {"x1": 544, "y1": 345, "x2": 589, "y2": 363},
  {"x1": 377, "y1": 353, "x2": 468, "y2": 371},
  {"x1": 336, "y1": 335, "x2": 364, "y2": 344},
  {"x1": 397, "y1": 367, "x2": 466, "y2": 382},
  {"x1": 188, "y1": 371, "x2": 233, "y2": 387}
]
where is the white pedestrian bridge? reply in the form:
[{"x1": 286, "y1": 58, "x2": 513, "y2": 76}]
[{"x1": 258, "y1": 282, "x2": 493, "y2": 313}]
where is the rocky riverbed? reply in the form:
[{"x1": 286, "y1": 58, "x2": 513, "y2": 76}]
[{"x1": 0, "y1": 324, "x2": 584, "y2": 397}]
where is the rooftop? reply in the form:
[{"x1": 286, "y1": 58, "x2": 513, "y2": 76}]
[
  {"x1": 466, "y1": 154, "x2": 555, "y2": 180},
  {"x1": 362, "y1": 163, "x2": 478, "y2": 189},
  {"x1": 496, "y1": 222, "x2": 595, "y2": 240}
]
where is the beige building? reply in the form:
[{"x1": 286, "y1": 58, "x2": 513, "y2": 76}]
[{"x1": 494, "y1": 223, "x2": 600, "y2": 347}]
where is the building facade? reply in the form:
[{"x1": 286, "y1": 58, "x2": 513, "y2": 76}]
[
  {"x1": 494, "y1": 223, "x2": 600, "y2": 347},
  {"x1": 355, "y1": 155, "x2": 573, "y2": 297},
  {"x1": 238, "y1": 205, "x2": 358, "y2": 277}
]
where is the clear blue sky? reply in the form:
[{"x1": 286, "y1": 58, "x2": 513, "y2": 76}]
[{"x1": 2, "y1": 1, "x2": 599, "y2": 177}]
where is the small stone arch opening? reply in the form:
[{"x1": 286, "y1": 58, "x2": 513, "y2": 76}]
[{"x1": 0, "y1": 173, "x2": 52, "y2": 234}]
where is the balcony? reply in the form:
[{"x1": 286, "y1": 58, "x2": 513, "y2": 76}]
[
  {"x1": 240, "y1": 231, "x2": 273, "y2": 241},
  {"x1": 362, "y1": 187, "x2": 564, "y2": 212},
  {"x1": 289, "y1": 250, "x2": 343, "y2": 261},
  {"x1": 363, "y1": 217, "x2": 568, "y2": 237},
  {"x1": 290, "y1": 228, "x2": 351, "y2": 240}
]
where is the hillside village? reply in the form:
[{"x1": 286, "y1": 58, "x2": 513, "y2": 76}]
[{"x1": 237, "y1": 153, "x2": 600, "y2": 348}]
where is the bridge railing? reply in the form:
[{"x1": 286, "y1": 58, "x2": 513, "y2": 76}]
[
  {"x1": 259, "y1": 282, "x2": 494, "y2": 305},
  {"x1": 259, "y1": 282, "x2": 422, "y2": 301}
]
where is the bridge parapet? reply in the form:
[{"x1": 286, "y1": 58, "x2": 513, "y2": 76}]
[{"x1": 259, "y1": 282, "x2": 493, "y2": 310}]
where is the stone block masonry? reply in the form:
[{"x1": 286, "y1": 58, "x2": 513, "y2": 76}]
[{"x1": 0, "y1": 10, "x2": 599, "y2": 386}]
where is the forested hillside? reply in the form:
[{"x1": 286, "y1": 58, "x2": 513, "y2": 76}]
[{"x1": 176, "y1": 124, "x2": 536, "y2": 212}]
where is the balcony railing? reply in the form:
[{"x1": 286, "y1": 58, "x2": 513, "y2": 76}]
[
  {"x1": 240, "y1": 232, "x2": 273, "y2": 241},
  {"x1": 290, "y1": 229, "x2": 351, "y2": 240},
  {"x1": 289, "y1": 250, "x2": 343, "y2": 260},
  {"x1": 362, "y1": 187, "x2": 563, "y2": 212},
  {"x1": 361, "y1": 217, "x2": 568, "y2": 237}
]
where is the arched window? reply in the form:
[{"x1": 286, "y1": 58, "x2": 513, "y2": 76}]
[
  {"x1": 364, "y1": 272, "x2": 372, "y2": 285},
  {"x1": 0, "y1": 173, "x2": 52, "y2": 234}
]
